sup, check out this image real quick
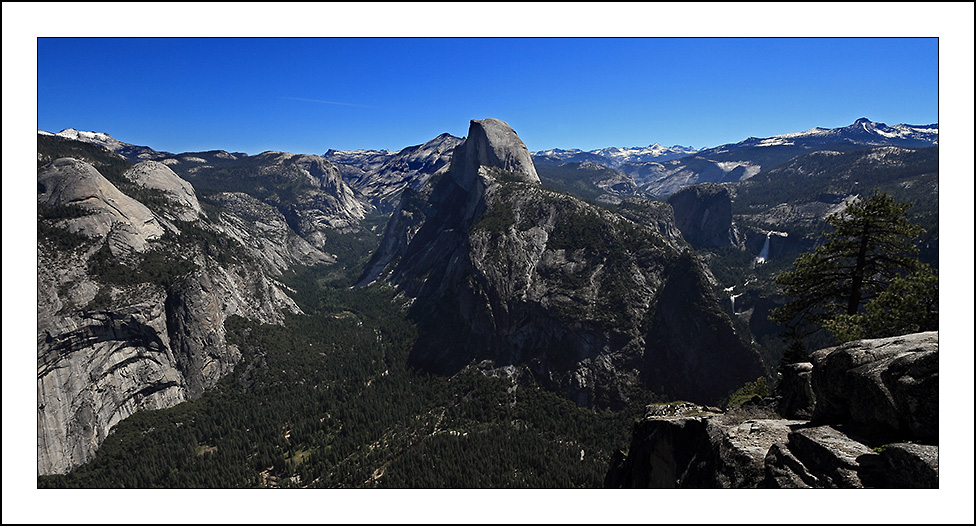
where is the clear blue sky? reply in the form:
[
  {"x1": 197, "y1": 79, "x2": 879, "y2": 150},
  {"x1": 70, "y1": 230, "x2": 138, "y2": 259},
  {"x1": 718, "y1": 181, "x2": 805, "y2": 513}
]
[{"x1": 36, "y1": 37, "x2": 938, "y2": 155}]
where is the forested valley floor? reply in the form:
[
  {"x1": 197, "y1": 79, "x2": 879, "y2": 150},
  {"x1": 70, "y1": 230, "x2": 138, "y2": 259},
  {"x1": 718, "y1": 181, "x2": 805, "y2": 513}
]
[{"x1": 38, "y1": 265, "x2": 658, "y2": 489}]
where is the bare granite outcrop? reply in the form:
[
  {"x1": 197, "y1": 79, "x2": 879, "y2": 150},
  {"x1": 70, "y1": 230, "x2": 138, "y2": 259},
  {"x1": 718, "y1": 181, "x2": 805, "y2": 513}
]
[{"x1": 605, "y1": 331, "x2": 939, "y2": 488}]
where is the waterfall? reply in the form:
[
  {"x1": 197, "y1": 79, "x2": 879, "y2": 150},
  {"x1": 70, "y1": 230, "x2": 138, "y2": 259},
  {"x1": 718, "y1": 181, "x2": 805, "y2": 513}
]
[
  {"x1": 730, "y1": 293, "x2": 744, "y2": 313},
  {"x1": 724, "y1": 286, "x2": 744, "y2": 314},
  {"x1": 755, "y1": 231, "x2": 773, "y2": 265}
]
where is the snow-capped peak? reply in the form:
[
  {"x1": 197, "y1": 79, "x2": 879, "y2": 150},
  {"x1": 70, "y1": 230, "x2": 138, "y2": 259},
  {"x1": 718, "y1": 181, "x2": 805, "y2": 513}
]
[
  {"x1": 768, "y1": 119, "x2": 937, "y2": 146},
  {"x1": 50, "y1": 128, "x2": 126, "y2": 150}
]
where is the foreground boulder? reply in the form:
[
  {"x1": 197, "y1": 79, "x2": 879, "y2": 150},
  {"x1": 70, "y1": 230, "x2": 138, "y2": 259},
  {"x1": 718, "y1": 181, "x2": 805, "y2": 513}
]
[
  {"x1": 763, "y1": 424, "x2": 881, "y2": 488},
  {"x1": 606, "y1": 331, "x2": 938, "y2": 488},
  {"x1": 605, "y1": 403, "x2": 804, "y2": 488},
  {"x1": 810, "y1": 331, "x2": 938, "y2": 443}
]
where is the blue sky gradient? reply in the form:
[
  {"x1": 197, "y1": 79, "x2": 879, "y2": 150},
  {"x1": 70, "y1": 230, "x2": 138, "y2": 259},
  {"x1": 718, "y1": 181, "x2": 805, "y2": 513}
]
[{"x1": 37, "y1": 36, "x2": 938, "y2": 155}]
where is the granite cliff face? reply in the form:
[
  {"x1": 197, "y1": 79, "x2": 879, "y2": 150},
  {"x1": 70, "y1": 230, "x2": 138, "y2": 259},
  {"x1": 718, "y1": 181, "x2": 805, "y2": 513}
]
[
  {"x1": 666, "y1": 183, "x2": 739, "y2": 248},
  {"x1": 362, "y1": 118, "x2": 764, "y2": 408},
  {"x1": 36, "y1": 152, "x2": 324, "y2": 475},
  {"x1": 605, "y1": 331, "x2": 939, "y2": 488}
]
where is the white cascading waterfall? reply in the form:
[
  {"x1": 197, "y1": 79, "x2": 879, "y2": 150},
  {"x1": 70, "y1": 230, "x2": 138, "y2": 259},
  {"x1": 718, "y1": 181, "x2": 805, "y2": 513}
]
[
  {"x1": 755, "y1": 230, "x2": 788, "y2": 265},
  {"x1": 730, "y1": 292, "x2": 744, "y2": 313},
  {"x1": 755, "y1": 232, "x2": 773, "y2": 265},
  {"x1": 724, "y1": 285, "x2": 745, "y2": 314}
]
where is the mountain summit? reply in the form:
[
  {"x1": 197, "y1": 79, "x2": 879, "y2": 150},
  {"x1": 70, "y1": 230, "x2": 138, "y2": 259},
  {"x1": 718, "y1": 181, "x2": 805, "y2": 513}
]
[
  {"x1": 449, "y1": 118, "x2": 540, "y2": 190},
  {"x1": 39, "y1": 128, "x2": 173, "y2": 162}
]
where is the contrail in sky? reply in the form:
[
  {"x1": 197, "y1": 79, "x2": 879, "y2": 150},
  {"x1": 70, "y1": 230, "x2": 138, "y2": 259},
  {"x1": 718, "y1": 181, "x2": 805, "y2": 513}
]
[{"x1": 282, "y1": 96, "x2": 374, "y2": 108}]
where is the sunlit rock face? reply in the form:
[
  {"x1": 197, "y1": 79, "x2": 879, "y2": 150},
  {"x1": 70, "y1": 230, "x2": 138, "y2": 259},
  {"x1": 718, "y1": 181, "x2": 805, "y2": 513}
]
[
  {"x1": 327, "y1": 132, "x2": 463, "y2": 208},
  {"x1": 447, "y1": 118, "x2": 540, "y2": 192},
  {"x1": 122, "y1": 160, "x2": 203, "y2": 222},
  {"x1": 37, "y1": 157, "x2": 165, "y2": 254}
]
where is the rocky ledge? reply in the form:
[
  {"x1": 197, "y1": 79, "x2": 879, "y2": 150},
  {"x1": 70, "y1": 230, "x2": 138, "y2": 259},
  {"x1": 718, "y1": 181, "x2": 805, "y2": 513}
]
[{"x1": 605, "y1": 331, "x2": 938, "y2": 488}]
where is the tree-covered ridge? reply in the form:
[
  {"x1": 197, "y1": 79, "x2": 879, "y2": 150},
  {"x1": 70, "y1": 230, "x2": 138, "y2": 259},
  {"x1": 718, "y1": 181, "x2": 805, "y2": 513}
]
[
  {"x1": 38, "y1": 270, "x2": 648, "y2": 488},
  {"x1": 734, "y1": 147, "x2": 938, "y2": 226},
  {"x1": 160, "y1": 151, "x2": 345, "y2": 204},
  {"x1": 536, "y1": 162, "x2": 635, "y2": 203},
  {"x1": 37, "y1": 134, "x2": 132, "y2": 181}
]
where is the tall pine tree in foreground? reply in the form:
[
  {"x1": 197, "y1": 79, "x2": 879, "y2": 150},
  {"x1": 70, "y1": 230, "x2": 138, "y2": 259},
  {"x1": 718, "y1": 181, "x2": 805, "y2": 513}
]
[{"x1": 771, "y1": 189, "x2": 938, "y2": 358}]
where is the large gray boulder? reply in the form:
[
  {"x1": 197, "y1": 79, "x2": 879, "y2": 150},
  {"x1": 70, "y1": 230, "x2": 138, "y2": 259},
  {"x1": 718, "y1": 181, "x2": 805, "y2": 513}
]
[
  {"x1": 606, "y1": 402, "x2": 805, "y2": 488},
  {"x1": 810, "y1": 331, "x2": 938, "y2": 442},
  {"x1": 763, "y1": 425, "x2": 880, "y2": 488},
  {"x1": 606, "y1": 332, "x2": 940, "y2": 488},
  {"x1": 875, "y1": 442, "x2": 939, "y2": 488}
]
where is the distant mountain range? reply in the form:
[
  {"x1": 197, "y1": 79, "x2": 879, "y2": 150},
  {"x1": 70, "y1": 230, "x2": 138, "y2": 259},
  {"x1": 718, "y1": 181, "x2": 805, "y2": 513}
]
[
  {"x1": 532, "y1": 143, "x2": 700, "y2": 167},
  {"x1": 42, "y1": 117, "x2": 938, "y2": 198},
  {"x1": 532, "y1": 118, "x2": 938, "y2": 198}
]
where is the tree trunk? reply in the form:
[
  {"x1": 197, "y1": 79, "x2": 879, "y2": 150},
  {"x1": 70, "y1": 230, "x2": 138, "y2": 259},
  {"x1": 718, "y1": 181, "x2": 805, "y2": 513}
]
[{"x1": 847, "y1": 226, "x2": 870, "y2": 315}]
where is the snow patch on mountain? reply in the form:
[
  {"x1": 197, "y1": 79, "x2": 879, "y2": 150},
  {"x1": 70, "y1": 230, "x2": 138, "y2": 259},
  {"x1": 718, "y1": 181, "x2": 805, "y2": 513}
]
[
  {"x1": 716, "y1": 161, "x2": 761, "y2": 179},
  {"x1": 779, "y1": 127, "x2": 832, "y2": 139},
  {"x1": 51, "y1": 128, "x2": 126, "y2": 150},
  {"x1": 39, "y1": 128, "x2": 172, "y2": 162},
  {"x1": 757, "y1": 138, "x2": 794, "y2": 147}
]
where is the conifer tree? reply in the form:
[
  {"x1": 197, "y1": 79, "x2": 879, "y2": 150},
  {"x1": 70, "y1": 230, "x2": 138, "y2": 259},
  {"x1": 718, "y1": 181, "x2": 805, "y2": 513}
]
[{"x1": 770, "y1": 189, "x2": 937, "y2": 352}]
